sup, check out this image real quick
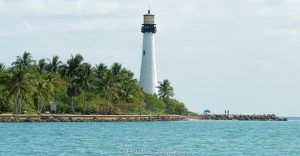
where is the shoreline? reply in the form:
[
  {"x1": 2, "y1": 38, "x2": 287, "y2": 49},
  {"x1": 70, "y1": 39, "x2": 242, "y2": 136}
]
[
  {"x1": 0, "y1": 114, "x2": 287, "y2": 122},
  {"x1": 0, "y1": 114, "x2": 188, "y2": 122},
  {"x1": 188, "y1": 114, "x2": 287, "y2": 121}
]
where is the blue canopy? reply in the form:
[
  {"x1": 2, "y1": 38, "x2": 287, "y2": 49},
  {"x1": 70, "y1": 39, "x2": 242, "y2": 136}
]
[{"x1": 203, "y1": 110, "x2": 211, "y2": 113}]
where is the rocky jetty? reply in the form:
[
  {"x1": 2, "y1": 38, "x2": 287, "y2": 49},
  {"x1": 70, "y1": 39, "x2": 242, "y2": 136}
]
[
  {"x1": 0, "y1": 114, "x2": 188, "y2": 122},
  {"x1": 188, "y1": 114, "x2": 285, "y2": 121}
]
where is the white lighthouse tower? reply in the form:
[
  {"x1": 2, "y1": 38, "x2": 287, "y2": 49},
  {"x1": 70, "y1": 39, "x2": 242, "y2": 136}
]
[{"x1": 139, "y1": 10, "x2": 158, "y2": 94}]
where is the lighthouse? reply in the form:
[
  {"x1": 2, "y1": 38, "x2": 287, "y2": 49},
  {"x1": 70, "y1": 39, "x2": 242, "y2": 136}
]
[{"x1": 139, "y1": 10, "x2": 158, "y2": 94}]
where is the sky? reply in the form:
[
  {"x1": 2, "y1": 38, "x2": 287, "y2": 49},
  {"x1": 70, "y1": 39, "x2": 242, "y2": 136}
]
[{"x1": 0, "y1": 0, "x2": 300, "y2": 116}]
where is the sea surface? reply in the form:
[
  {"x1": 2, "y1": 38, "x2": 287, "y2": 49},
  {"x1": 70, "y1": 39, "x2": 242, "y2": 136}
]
[{"x1": 0, "y1": 119, "x2": 300, "y2": 156}]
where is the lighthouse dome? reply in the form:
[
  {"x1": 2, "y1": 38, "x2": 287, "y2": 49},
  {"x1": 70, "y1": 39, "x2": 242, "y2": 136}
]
[{"x1": 143, "y1": 10, "x2": 155, "y2": 25}]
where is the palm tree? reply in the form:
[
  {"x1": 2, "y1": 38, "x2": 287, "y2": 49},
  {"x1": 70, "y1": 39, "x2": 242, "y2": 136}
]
[
  {"x1": 93, "y1": 63, "x2": 108, "y2": 93},
  {"x1": 106, "y1": 63, "x2": 124, "y2": 100},
  {"x1": 78, "y1": 63, "x2": 93, "y2": 114},
  {"x1": 47, "y1": 55, "x2": 62, "y2": 73},
  {"x1": 66, "y1": 54, "x2": 84, "y2": 77},
  {"x1": 6, "y1": 66, "x2": 35, "y2": 114},
  {"x1": 58, "y1": 64, "x2": 68, "y2": 77},
  {"x1": 157, "y1": 79, "x2": 174, "y2": 100},
  {"x1": 35, "y1": 75, "x2": 55, "y2": 113},
  {"x1": 118, "y1": 71, "x2": 134, "y2": 101},
  {"x1": 12, "y1": 51, "x2": 35, "y2": 69},
  {"x1": 0, "y1": 63, "x2": 5, "y2": 72},
  {"x1": 111, "y1": 63, "x2": 122, "y2": 77},
  {"x1": 94, "y1": 63, "x2": 108, "y2": 79},
  {"x1": 67, "y1": 82, "x2": 81, "y2": 113},
  {"x1": 66, "y1": 54, "x2": 84, "y2": 113},
  {"x1": 93, "y1": 63, "x2": 124, "y2": 114},
  {"x1": 7, "y1": 52, "x2": 37, "y2": 114},
  {"x1": 37, "y1": 59, "x2": 47, "y2": 74},
  {"x1": 0, "y1": 63, "x2": 6, "y2": 113}
]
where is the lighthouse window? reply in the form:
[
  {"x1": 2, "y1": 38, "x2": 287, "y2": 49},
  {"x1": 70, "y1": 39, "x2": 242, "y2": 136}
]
[{"x1": 143, "y1": 50, "x2": 146, "y2": 55}]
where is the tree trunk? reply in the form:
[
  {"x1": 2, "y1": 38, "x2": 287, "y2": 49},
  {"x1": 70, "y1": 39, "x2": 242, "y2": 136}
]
[
  {"x1": 83, "y1": 95, "x2": 87, "y2": 114},
  {"x1": 71, "y1": 97, "x2": 74, "y2": 113},
  {"x1": 14, "y1": 88, "x2": 20, "y2": 114},
  {"x1": 83, "y1": 95, "x2": 86, "y2": 114},
  {"x1": 37, "y1": 99, "x2": 42, "y2": 114},
  {"x1": 18, "y1": 95, "x2": 23, "y2": 114},
  {"x1": 14, "y1": 94, "x2": 18, "y2": 114},
  {"x1": 40, "y1": 102, "x2": 44, "y2": 113}
]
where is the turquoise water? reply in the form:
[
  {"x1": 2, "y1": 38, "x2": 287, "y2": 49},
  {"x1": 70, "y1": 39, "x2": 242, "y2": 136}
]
[{"x1": 0, "y1": 120, "x2": 300, "y2": 156}]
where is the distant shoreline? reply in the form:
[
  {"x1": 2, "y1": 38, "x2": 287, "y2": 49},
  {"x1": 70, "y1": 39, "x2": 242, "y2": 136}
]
[
  {"x1": 188, "y1": 114, "x2": 287, "y2": 121},
  {"x1": 0, "y1": 114, "x2": 287, "y2": 122},
  {"x1": 0, "y1": 114, "x2": 188, "y2": 122}
]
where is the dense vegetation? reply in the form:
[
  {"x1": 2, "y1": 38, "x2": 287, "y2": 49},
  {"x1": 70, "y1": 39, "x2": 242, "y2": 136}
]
[{"x1": 0, "y1": 52, "x2": 188, "y2": 115}]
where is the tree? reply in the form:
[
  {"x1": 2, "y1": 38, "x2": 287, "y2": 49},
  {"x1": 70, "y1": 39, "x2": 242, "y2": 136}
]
[
  {"x1": 157, "y1": 79, "x2": 174, "y2": 100},
  {"x1": 35, "y1": 74, "x2": 58, "y2": 113},
  {"x1": 65, "y1": 54, "x2": 84, "y2": 113},
  {"x1": 6, "y1": 52, "x2": 37, "y2": 114},
  {"x1": 0, "y1": 63, "x2": 5, "y2": 72},
  {"x1": 66, "y1": 54, "x2": 84, "y2": 77},
  {"x1": 117, "y1": 69, "x2": 138, "y2": 113},
  {"x1": 93, "y1": 63, "x2": 108, "y2": 90},
  {"x1": 101, "y1": 63, "x2": 122, "y2": 100},
  {"x1": 12, "y1": 51, "x2": 35, "y2": 69},
  {"x1": 165, "y1": 99, "x2": 188, "y2": 115},
  {"x1": 94, "y1": 63, "x2": 108, "y2": 79},
  {"x1": 47, "y1": 55, "x2": 62, "y2": 73},
  {"x1": 144, "y1": 94, "x2": 164, "y2": 114},
  {"x1": 0, "y1": 53, "x2": 189, "y2": 115},
  {"x1": 0, "y1": 63, "x2": 7, "y2": 113},
  {"x1": 78, "y1": 63, "x2": 93, "y2": 114},
  {"x1": 67, "y1": 82, "x2": 81, "y2": 113},
  {"x1": 37, "y1": 59, "x2": 47, "y2": 74},
  {"x1": 6, "y1": 66, "x2": 35, "y2": 114}
]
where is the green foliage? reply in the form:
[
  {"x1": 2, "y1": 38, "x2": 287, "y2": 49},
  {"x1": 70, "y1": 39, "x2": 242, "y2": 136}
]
[
  {"x1": 165, "y1": 99, "x2": 188, "y2": 115},
  {"x1": 158, "y1": 79, "x2": 174, "y2": 101},
  {"x1": 0, "y1": 52, "x2": 189, "y2": 115},
  {"x1": 144, "y1": 94, "x2": 165, "y2": 114}
]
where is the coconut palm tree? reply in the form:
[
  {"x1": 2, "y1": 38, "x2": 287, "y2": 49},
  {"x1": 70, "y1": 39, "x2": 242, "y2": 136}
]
[
  {"x1": 78, "y1": 63, "x2": 93, "y2": 114},
  {"x1": 0, "y1": 63, "x2": 6, "y2": 113},
  {"x1": 0, "y1": 63, "x2": 5, "y2": 72},
  {"x1": 93, "y1": 63, "x2": 108, "y2": 92},
  {"x1": 6, "y1": 66, "x2": 35, "y2": 114},
  {"x1": 35, "y1": 75, "x2": 55, "y2": 113},
  {"x1": 66, "y1": 54, "x2": 84, "y2": 113},
  {"x1": 7, "y1": 52, "x2": 37, "y2": 114},
  {"x1": 67, "y1": 82, "x2": 81, "y2": 113},
  {"x1": 118, "y1": 69, "x2": 135, "y2": 106},
  {"x1": 58, "y1": 64, "x2": 68, "y2": 78},
  {"x1": 157, "y1": 79, "x2": 174, "y2": 100},
  {"x1": 94, "y1": 63, "x2": 108, "y2": 80},
  {"x1": 66, "y1": 54, "x2": 84, "y2": 77},
  {"x1": 37, "y1": 59, "x2": 47, "y2": 74},
  {"x1": 47, "y1": 55, "x2": 62, "y2": 73},
  {"x1": 111, "y1": 63, "x2": 122, "y2": 77},
  {"x1": 12, "y1": 51, "x2": 35, "y2": 69}
]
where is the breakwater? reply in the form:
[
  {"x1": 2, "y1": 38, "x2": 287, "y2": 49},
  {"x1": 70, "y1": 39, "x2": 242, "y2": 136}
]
[
  {"x1": 188, "y1": 114, "x2": 285, "y2": 121},
  {"x1": 0, "y1": 114, "x2": 188, "y2": 122}
]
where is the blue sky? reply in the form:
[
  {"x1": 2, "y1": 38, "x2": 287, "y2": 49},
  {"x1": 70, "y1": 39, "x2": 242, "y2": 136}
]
[{"x1": 0, "y1": 0, "x2": 300, "y2": 116}]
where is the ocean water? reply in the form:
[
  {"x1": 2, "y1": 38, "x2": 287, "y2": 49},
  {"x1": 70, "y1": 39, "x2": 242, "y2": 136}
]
[{"x1": 0, "y1": 120, "x2": 300, "y2": 156}]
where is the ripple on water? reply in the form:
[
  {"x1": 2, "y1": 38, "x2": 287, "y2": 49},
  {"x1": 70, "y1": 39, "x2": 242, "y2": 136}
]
[{"x1": 0, "y1": 121, "x2": 299, "y2": 156}]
